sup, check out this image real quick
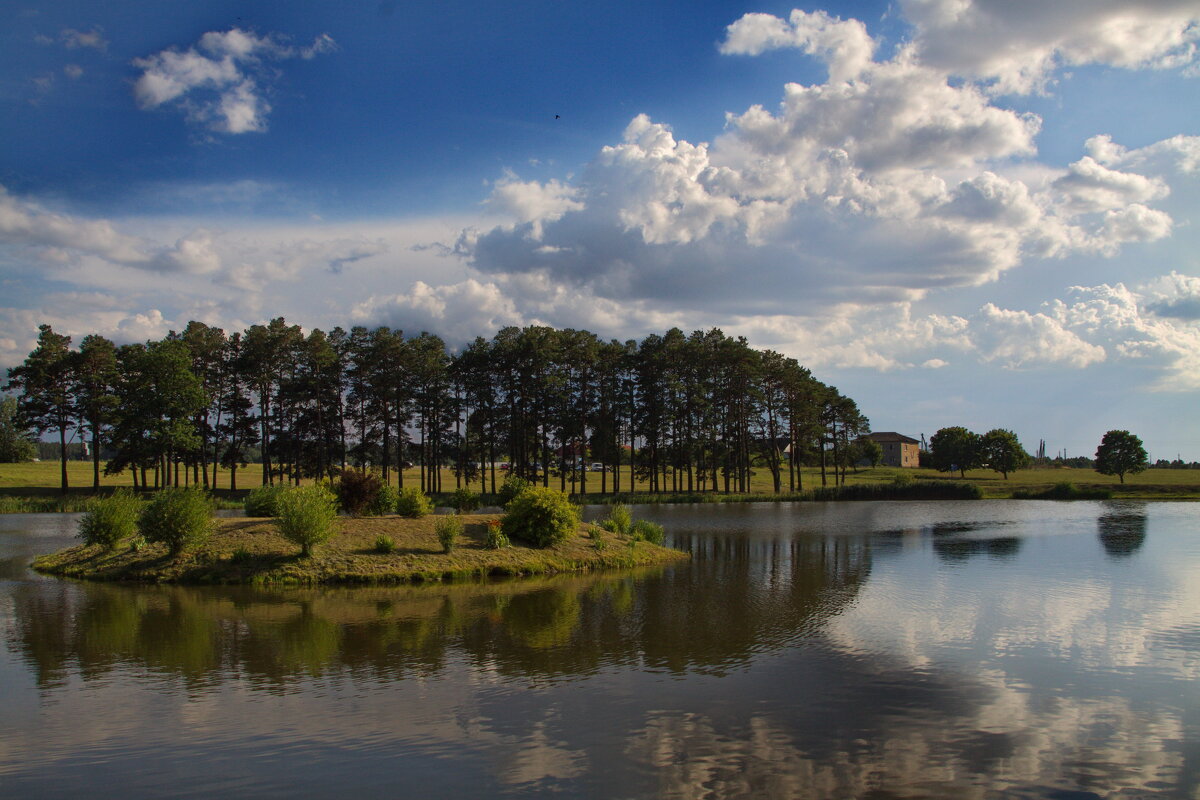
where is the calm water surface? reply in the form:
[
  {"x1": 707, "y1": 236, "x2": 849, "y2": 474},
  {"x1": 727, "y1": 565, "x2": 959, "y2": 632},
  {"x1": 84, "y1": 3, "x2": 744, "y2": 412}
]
[{"x1": 1, "y1": 501, "x2": 1198, "y2": 798}]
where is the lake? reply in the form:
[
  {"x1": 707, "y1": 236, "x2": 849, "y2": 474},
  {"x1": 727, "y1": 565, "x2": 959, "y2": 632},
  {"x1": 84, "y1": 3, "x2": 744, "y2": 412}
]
[{"x1": 1, "y1": 500, "x2": 1197, "y2": 798}]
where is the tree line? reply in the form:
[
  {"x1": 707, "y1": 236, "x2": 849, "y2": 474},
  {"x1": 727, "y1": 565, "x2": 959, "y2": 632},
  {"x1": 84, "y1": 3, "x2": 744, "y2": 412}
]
[
  {"x1": 4, "y1": 320, "x2": 871, "y2": 495},
  {"x1": 926, "y1": 425, "x2": 1151, "y2": 483}
]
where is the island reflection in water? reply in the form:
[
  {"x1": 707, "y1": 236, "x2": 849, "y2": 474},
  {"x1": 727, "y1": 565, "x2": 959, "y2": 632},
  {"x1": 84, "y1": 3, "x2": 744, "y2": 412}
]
[{"x1": 0, "y1": 500, "x2": 1196, "y2": 798}]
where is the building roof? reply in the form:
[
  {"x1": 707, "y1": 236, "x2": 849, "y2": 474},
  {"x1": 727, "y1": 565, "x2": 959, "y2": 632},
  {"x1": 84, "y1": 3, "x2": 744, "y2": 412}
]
[{"x1": 867, "y1": 431, "x2": 920, "y2": 444}]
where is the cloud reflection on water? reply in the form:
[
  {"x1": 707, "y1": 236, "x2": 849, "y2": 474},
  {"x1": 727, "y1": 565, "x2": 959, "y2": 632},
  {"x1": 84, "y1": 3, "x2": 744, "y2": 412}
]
[{"x1": 0, "y1": 501, "x2": 1197, "y2": 797}]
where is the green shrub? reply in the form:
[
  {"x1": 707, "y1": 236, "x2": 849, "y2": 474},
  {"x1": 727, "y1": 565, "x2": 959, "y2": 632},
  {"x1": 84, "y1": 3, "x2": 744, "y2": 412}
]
[
  {"x1": 366, "y1": 484, "x2": 399, "y2": 517},
  {"x1": 587, "y1": 526, "x2": 606, "y2": 550},
  {"x1": 599, "y1": 503, "x2": 632, "y2": 535},
  {"x1": 244, "y1": 485, "x2": 286, "y2": 517},
  {"x1": 230, "y1": 547, "x2": 253, "y2": 564},
  {"x1": 1012, "y1": 482, "x2": 1113, "y2": 500},
  {"x1": 892, "y1": 472, "x2": 915, "y2": 487},
  {"x1": 337, "y1": 469, "x2": 386, "y2": 516},
  {"x1": 373, "y1": 534, "x2": 397, "y2": 554},
  {"x1": 78, "y1": 489, "x2": 142, "y2": 550},
  {"x1": 396, "y1": 486, "x2": 433, "y2": 518},
  {"x1": 497, "y1": 474, "x2": 532, "y2": 506},
  {"x1": 450, "y1": 487, "x2": 481, "y2": 513},
  {"x1": 274, "y1": 485, "x2": 339, "y2": 557},
  {"x1": 435, "y1": 515, "x2": 463, "y2": 553},
  {"x1": 630, "y1": 519, "x2": 665, "y2": 545},
  {"x1": 485, "y1": 519, "x2": 510, "y2": 549},
  {"x1": 809, "y1": 482, "x2": 982, "y2": 501},
  {"x1": 139, "y1": 487, "x2": 215, "y2": 556},
  {"x1": 501, "y1": 487, "x2": 580, "y2": 548}
]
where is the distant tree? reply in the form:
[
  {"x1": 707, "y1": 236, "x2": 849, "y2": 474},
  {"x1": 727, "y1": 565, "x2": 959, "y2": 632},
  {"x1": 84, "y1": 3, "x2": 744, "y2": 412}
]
[
  {"x1": 1094, "y1": 430, "x2": 1148, "y2": 484},
  {"x1": 929, "y1": 426, "x2": 980, "y2": 478},
  {"x1": 4, "y1": 317, "x2": 872, "y2": 504},
  {"x1": 6, "y1": 325, "x2": 75, "y2": 493},
  {"x1": 979, "y1": 428, "x2": 1030, "y2": 479},
  {"x1": 0, "y1": 396, "x2": 37, "y2": 462},
  {"x1": 855, "y1": 436, "x2": 883, "y2": 469}
]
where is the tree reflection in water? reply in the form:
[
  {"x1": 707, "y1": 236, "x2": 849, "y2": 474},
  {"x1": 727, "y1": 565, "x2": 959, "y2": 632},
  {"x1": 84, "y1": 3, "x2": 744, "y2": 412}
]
[
  {"x1": 6, "y1": 534, "x2": 871, "y2": 688},
  {"x1": 1098, "y1": 506, "x2": 1148, "y2": 557},
  {"x1": 3, "y1": 502, "x2": 1197, "y2": 798}
]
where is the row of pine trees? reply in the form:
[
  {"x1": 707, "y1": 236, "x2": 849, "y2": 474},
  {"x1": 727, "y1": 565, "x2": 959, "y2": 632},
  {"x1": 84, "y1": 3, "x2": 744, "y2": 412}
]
[{"x1": 5, "y1": 320, "x2": 869, "y2": 495}]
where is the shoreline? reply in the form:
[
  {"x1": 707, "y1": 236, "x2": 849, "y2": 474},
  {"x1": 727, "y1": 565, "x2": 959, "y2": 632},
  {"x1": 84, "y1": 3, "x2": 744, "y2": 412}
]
[{"x1": 6, "y1": 481, "x2": 1199, "y2": 515}]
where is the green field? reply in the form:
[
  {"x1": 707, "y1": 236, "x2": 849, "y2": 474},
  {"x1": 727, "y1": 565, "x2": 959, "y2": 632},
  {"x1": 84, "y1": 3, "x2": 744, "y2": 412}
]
[{"x1": 3, "y1": 460, "x2": 1198, "y2": 506}]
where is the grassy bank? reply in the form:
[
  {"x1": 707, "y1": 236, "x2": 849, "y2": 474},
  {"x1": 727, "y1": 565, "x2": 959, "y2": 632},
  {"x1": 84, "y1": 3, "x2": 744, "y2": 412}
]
[
  {"x1": 5, "y1": 461, "x2": 1199, "y2": 509},
  {"x1": 31, "y1": 513, "x2": 689, "y2": 585}
]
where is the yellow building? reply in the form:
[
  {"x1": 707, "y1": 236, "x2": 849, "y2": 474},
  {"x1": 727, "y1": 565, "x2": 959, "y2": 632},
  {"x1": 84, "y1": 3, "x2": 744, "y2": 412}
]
[{"x1": 867, "y1": 432, "x2": 920, "y2": 468}]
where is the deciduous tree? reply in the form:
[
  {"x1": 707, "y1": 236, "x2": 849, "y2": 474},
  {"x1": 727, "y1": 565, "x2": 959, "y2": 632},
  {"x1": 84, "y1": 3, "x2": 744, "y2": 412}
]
[
  {"x1": 0, "y1": 396, "x2": 36, "y2": 462},
  {"x1": 929, "y1": 426, "x2": 980, "y2": 478},
  {"x1": 979, "y1": 428, "x2": 1030, "y2": 479},
  {"x1": 1095, "y1": 430, "x2": 1148, "y2": 484}
]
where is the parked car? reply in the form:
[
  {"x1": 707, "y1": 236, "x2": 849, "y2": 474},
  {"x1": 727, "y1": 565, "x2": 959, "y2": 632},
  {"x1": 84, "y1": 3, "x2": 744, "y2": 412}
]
[{"x1": 589, "y1": 462, "x2": 604, "y2": 471}]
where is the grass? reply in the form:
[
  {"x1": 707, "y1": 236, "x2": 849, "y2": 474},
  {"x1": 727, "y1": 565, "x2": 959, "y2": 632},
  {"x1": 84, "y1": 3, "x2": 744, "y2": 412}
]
[
  {"x1": 31, "y1": 513, "x2": 689, "y2": 585},
  {"x1": 1011, "y1": 481, "x2": 1113, "y2": 500},
  {"x1": 5, "y1": 460, "x2": 1199, "y2": 510}
]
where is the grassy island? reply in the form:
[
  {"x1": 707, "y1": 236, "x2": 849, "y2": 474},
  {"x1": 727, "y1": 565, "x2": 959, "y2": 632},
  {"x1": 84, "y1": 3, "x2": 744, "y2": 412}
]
[{"x1": 32, "y1": 513, "x2": 689, "y2": 586}]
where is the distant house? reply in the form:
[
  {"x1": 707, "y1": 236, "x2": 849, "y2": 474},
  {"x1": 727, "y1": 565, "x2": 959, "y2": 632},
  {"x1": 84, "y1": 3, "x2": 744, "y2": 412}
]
[
  {"x1": 554, "y1": 442, "x2": 587, "y2": 464},
  {"x1": 866, "y1": 432, "x2": 920, "y2": 468}
]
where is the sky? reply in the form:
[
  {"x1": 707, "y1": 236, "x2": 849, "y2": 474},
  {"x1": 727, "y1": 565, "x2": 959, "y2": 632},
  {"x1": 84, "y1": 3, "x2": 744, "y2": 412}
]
[{"x1": 2, "y1": 0, "x2": 1199, "y2": 460}]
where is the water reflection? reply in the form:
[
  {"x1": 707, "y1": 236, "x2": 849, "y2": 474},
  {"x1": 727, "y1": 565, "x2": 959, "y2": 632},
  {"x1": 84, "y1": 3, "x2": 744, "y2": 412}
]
[
  {"x1": 1, "y1": 501, "x2": 1197, "y2": 798},
  {"x1": 6, "y1": 534, "x2": 870, "y2": 688},
  {"x1": 1098, "y1": 507, "x2": 1148, "y2": 557},
  {"x1": 932, "y1": 535, "x2": 1022, "y2": 562}
]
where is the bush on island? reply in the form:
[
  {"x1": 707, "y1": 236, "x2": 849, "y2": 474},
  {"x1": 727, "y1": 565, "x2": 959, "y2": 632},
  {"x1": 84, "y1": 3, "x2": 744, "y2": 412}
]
[
  {"x1": 630, "y1": 519, "x2": 665, "y2": 545},
  {"x1": 497, "y1": 475, "x2": 532, "y2": 506},
  {"x1": 274, "y1": 484, "x2": 339, "y2": 557},
  {"x1": 501, "y1": 486, "x2": 580, "y2": 548},
  {"x1": 244, "y1": 485, "x2": 286, "y2": 517},
  {"x1": 78, "y1": 489, "x2": 142, "y2": 550},
  {"x1": 450, "y1": 487, "x2": 481, "y2": 514},
  {"x1": 139, "y1": 487, "x2": 215, "y2": 556},
  {"x1": 435, "y1": 515, "x2": 463, "y2": 554},
  {"x1": 485, "y1": 519, "x2": 509, "y2": 549},
  {"x1": 336, "y1": 469, "x2": 387, "y2": 517},
  {"x1": 367, "y1": 484, "x2": 399, "y2": 517},
  {"x1": 396, "y1": 486, "x2": 433, "y2": 518},
  {"x1": 598, "y1": 503, "x2": 632, "y2": 535}
]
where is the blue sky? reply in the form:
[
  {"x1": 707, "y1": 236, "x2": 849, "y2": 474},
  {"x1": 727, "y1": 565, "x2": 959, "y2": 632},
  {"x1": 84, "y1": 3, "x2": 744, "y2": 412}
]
[{"x1": 2, "y1": 1, "x2": 1199, "y2": 459}]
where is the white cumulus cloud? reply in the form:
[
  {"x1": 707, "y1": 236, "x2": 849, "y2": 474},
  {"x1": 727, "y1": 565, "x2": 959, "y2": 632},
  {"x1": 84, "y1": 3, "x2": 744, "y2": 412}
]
[
  {"x1": 720, "y1": 9, "x2": 876, "y2": 83},
  {"x1": 459, "y1": 11, "x2": 1183, "y2": 319},
  {"x1": 900, "y1": 0, "x2": 1200, "y2": 94},
  {"x1": 132, "y1": 28, "x2": 336, "y2": 134}
]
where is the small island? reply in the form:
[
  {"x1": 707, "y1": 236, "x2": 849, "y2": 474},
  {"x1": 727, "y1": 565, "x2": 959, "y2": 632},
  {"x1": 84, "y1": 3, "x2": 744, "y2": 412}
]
[{"x1": 33, "y1": 513, "x2": 689, "y2": 586}]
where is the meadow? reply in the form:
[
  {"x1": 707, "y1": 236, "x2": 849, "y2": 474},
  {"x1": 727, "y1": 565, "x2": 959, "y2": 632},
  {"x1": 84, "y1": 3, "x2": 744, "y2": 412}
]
[{"x1": 4, "y1": 460, "x2": 1198, "y2": 508}]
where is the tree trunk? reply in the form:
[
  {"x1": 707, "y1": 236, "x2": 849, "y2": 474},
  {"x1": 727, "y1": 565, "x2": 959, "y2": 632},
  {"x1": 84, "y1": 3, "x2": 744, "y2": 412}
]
[
  {"x1": 92, "y1": 424, "x2": 101, "y2": 490},
  {"x1": 58, "y1": 425, "x2": 69, "y2": 495}
]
